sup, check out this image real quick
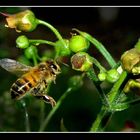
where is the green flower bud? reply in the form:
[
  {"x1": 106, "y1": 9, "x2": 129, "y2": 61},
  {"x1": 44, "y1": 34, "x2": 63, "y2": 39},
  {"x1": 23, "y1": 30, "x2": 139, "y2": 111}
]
[
  {"x1": 121, "y1": 48, "x2": 140, "y2": 74},
  {"x1": 16, "y1": 35, "x2": 29, "y2": 49},
  {"x1": 24, "y1": 45, "x2": 38, "y2": 59},
  {"x1": 68, "y1": 75, "x2": 83, "y2": 90},
  {"x1": 6, "y1": 10, "x2": 38, "y2": 32},
  {"x1": 71, "y1": 52, "x2": 93, "y2": 72},
  {"x1": 98, "y1": 72, "x2": 107, "y2": 81},
  {"x1": 55, "y1": 39, "x2": 71, "y2": 57},
  {"x1": 106, "y1": 69, "x2": 120, "y2": 83},
  {"x1": 69, "y1": 35, "x2": 90, "y2": 53},
  {"x1": 123, "y1": 79, "x2": 140, "y2": 94}
]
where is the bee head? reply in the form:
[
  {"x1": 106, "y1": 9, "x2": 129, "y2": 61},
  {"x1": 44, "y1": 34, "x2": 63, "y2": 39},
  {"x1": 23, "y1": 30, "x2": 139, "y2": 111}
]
[{"x1": 46, "y1": 60, "x2": 61, "y2": 75}]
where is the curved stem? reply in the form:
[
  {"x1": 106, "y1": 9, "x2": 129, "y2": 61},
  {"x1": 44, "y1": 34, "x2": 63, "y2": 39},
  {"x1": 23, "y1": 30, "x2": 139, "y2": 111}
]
[
  {"x1": 73, "y1": 28, "x2": 116, "y2": 68},
  {"x1": 39, "y1": 87, "x2": 72, "y2": 131},
  {"x1": 37, "y1": 19, "x2": 67, "y2": 48},
  {"x1": 91, "y1": 57, "x2": 107, "y2": 72},
  {"x1": 29, "y1": 39, "x2": 56, "y2": 47}
]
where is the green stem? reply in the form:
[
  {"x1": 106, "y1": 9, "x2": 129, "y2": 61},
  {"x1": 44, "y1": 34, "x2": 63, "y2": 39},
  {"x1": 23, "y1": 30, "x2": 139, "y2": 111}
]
[
  {"x1": 110, "y1": 95, "x2": 140, "y2": 111},
  {"x1": 90, "y1": 71, "x2": 128, "y2": 131},
  {"x1": 108, "y1": 71, "x2": 127, "y2": 103},
  {"x1": 32, "y1": 55, "x2": 38, "y2": 66},
  {"x1": 20, "y1": 100, "x2": 30, "y2": 132},
  {"x1": 90, "y1": 107, "x2": 112, "y2": 131},
  {"x1": 115, "y1": 91, "x2": 128, "y2": 104},
  {"x1": 39, "y1": 87, "x2": 72, "y2": 131},
  {"x1": 29, "y1": 39, "x2": 56, "y2": 47},
  {"x1": 91, "y1": 57, "x2": 107, "y2": 72},
  {"x1": 73, "y1": 28, "x2": 116, "y2": 68},
  {"x1": 86, "y1": 68, "x2": 109, "y2": 107},
  {"x1": 37, "y1": 19, "x2": 67, "y2": 48},
  {"x1": 90, "y1": 108, "x2": 106, "y2": 131},
  {"x1": 113, "y1": 61, "x2": 121, "y2": 69},
  {"x1": 86, "y1": 68, "x2": 99, "y2": 83},
  {"x1": 123, "y1": 98, "x2": 140, "y2": 106},
  {"x1": 111, "y1": 102, "x2": 129, "y2": 111}
]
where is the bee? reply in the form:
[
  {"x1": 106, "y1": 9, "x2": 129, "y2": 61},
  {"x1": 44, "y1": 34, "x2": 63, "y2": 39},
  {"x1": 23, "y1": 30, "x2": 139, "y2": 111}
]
[{"x1": 0, "y1": 58, "x2": 61, "y2": 107}]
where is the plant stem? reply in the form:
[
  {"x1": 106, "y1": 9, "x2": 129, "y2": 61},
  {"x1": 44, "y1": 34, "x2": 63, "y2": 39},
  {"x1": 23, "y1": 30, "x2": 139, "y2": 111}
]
[
  {"x1": 37, "y1": 19, "x2": 67, "y2": 48},
  {"x1": 90, "y1": 71, "x2": 128, "y2": 131},
  {"x1": 86, "y1": 68, "x2": 99, "y2": 83},
  {"x1": 90, "y1": 107, "x2": 112, "y2": 131},
  {"x1": 108, "y1": 96, "x2": 140, "y2": 112},
  {"x1": 29, "y1": 39, "x2": 56, "y2": 47},
  {"x1": 20, "y1": 100, "x2": 30, "y2": 132},
  {"x1": 32, "y1": 55, "x2": 38, "y2": 66},
  {"x1": 39, "y1": 87, "x2": 72, "y2": 131},
  {"x1": 86, "y1": 68, "x2": 109, "y2": 107},
  {"x1": 90, "y1": 108, "x2": 106, "y2": 131},
  {"x1": 108, "y1": 71, "x2": 127, "y2": 103},
  {"x1": 123, "y1": 98, "x2": 140, "y2": 106},
  {"x1": 73, "y1": 28, "x2": 116, "y2": 68},
  {"x1": 91, "y1": 57, "x2": 107, "y2": 72}
]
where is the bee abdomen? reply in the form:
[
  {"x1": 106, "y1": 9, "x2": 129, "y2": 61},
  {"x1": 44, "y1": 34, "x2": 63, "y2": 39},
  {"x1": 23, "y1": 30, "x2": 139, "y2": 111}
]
[{"x1": 10, "y1": 77, "x2": 34, "y2": 100}]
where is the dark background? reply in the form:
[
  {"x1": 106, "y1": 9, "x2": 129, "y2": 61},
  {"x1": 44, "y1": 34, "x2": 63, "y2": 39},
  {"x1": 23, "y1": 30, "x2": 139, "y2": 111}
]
[{"x1": 0, "y1": 1, "x2": 140, "y2": 5}]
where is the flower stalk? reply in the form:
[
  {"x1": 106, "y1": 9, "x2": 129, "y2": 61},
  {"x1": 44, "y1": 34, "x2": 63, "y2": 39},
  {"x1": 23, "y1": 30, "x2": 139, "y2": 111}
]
[{"x1": 37, "y1": 19, "x2": 67, "y2": 49}]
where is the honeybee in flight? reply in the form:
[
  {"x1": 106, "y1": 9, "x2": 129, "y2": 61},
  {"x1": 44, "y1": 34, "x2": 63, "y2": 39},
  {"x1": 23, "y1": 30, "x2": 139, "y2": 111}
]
[{"x1": 0, "y1": 58, "x2": 61, "y2": 107}]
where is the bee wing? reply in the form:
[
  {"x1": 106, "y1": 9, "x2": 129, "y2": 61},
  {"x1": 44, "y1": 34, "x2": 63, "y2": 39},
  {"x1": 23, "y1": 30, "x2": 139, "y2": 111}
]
[{"x1": 0, "y1": 58, "x2": 32, "y2": 77}]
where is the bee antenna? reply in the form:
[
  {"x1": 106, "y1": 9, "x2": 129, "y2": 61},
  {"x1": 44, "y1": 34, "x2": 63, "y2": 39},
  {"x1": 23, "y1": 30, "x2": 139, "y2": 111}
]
[
  {"x1": 60, "y1": 62, "x2": 69, "y2": 67},
  {"x1": 55, "y1": 57, "x2": 69, "y2": 67}
]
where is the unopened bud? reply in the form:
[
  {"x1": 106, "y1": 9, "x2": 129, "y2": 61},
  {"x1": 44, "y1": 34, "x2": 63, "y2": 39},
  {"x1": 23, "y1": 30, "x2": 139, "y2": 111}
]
[
  {"x1": 106, "y1": 69, "x2": 120, "y2": 83},
  {"x1": 69, "y1": 35, "x2": 90, "y2": 53},
  {"x1": 121, "y1": 48, "x2": 140, "y2": 74},
  {"x1": 55, "y1": 39, "x2": 71, "y2": 57},
  {"x1": 16, "y1": 35, "x2": 29, "y2": 49},
  {"x1": 5, "y1": 10, "x2": 38, "y2": 32},
  {"x1": 98, "y1": 72, "x2": 107, "y2": 81}
]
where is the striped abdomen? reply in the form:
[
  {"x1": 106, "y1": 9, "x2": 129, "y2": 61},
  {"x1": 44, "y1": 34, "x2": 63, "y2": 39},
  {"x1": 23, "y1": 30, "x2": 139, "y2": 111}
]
[{"x1": 10, "y1": 72, "x2": 39, "y2": 100}]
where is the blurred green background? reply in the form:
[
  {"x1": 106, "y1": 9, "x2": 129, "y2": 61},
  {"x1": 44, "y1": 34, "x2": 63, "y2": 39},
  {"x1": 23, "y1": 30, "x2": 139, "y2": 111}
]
[{"x1": 0, "y1": 7, "x2": 140, "y2": 132}]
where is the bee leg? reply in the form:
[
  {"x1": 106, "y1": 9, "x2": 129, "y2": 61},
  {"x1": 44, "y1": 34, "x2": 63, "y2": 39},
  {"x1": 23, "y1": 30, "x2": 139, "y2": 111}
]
[{"x1": 35, "y1": 95, "x2": 56, "y2": 107}]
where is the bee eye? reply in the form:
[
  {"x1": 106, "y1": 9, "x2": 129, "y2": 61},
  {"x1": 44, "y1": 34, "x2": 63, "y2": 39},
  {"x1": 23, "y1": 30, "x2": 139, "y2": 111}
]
[{"x1": 50, "y1": 64, "x2": 57, "y2": 70}]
